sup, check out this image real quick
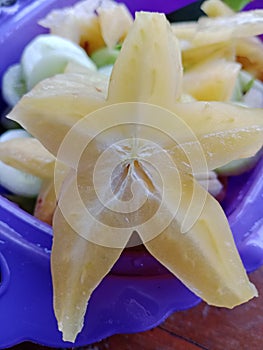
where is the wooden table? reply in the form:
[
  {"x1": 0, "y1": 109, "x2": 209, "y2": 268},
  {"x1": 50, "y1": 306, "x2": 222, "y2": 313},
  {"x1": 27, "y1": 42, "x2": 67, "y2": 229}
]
[{"x1": 10, "y1": 265, "x2": 263, "y2": 350}]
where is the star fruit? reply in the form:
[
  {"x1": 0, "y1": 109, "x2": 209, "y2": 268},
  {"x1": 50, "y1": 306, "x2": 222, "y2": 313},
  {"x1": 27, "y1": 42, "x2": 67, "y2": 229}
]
[{"x1": 6, "y1": 12, "x2": 263, "y2": 342}]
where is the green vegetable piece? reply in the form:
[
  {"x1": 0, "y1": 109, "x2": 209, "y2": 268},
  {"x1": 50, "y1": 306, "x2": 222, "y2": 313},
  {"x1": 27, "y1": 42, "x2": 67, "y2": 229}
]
[
  {"x1": 115, "y1": 43, "x2": 122, "y2": 50},
  {"x1": 238, "y1": 70, "x2": 255, "y2": 94},
  {"x1": 222, "y1": 0, "x2": 252, "y2": 12},
  {"x1": 231, "y1": 77, "x2": 243, "y2": 101},
  {"x1": 91, "y1": 47, "x2": 120, "y2": 68},
  {"x1": 231, "y1": 70, "x2": 257, "y2": 102},
  {"x1": 242, "y1": 79, "x2": 254, "y2": 94}
]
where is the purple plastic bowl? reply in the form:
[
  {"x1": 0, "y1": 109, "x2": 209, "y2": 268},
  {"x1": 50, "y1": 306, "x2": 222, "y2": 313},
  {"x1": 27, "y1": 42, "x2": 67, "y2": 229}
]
[{"x1": 0, "y1": 0, "x2": 263, "y2": 348}]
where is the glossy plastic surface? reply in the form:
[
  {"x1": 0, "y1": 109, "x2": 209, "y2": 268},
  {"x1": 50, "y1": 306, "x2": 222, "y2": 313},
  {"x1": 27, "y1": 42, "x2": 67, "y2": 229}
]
[{"x1": 0, "y1": 0, "x2": 262, "y2": 348}]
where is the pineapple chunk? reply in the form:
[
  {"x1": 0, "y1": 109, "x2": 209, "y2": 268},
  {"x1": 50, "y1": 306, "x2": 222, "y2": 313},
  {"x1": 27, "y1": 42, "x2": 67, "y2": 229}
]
[
  {"x1": 201, "y1": 0, "x2": 234, "y2": 17},
  {"x1": 182, "y1": 58, "x2": 241, "y2": 101},
  {"x1": 97, "y1": 2, "x2": 133, "y2": 48}
]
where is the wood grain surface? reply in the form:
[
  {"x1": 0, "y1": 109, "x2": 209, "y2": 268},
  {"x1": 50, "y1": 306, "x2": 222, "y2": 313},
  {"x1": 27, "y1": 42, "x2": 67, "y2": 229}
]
[{"x1": 10, "y1": 265, "x2": 263, "y2": 350}]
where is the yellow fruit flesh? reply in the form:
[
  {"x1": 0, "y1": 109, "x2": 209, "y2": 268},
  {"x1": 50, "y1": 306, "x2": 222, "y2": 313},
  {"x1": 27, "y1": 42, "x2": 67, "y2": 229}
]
[
  {"x1": 108, "y1": 12, "x2": 183, "y2": 106},
  {"x1": 192, "y1": 10, "x2": 263, "y2": 46},
  {"x1": 182, "y1": 59, "x2": 241, "y2": 101},
  {"x1": 34, "y1": 179, "x2": 56, "y2": 225},
  {"x1": 9, "y1": 72, "x2": 108, "y2": 157},
  {"x1": 6, "y1": 11, "x2": 263, "y2": 343},
  {"x1": 171, "y1": 102, "x2": 263, "y2": 171},
  {"x1": 172, "y1": 7, "x2": 263, "y2": 73},
  {"x1": 182, "y1": 41, "x2": 235, "y2": 70},
  {"x1": 97, "y1": 3, "x2": 133, "y2": 48},
  {"x1": 34, "y1": 161, "x2": 68, "y2": 224},
  {"x1": 201, "y1": 0, "x2": 234, "y2": 17},
  {"x1": 144, "y1": 174, "x2": 257, "y2": 308},
  {"x1": 0, "y1": 137, "x2": 55, "y2": 178},
  {"x1": 236, "y1": 37, "x2": 263, "y2": 81},
  {"x1": 52, "y1": 203, "x2": 123, "y2": 342}
]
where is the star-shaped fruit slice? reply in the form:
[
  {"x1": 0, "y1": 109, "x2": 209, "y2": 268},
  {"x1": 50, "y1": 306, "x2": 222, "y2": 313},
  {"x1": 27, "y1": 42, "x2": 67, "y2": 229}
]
[{"x1": 7, "y1": 12, "x2": 263, "y2": 343}]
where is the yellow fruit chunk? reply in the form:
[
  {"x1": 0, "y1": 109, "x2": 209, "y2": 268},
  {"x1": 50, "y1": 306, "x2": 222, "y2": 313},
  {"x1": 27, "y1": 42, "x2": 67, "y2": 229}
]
[
  {"x1": 201, "y1": 0, "x2": 234, "y2": 17},
  {"x1": 236, "y1": 37, "x2": 263, "y2": 81},
  {"x1": 201, "y1": 0, "x2": 263, "y2": 81},
  {"x1": 0, "y1": 137, "x2": 55, "y2": 178},
  {"x1": 172, "y1": 8, "x2": 263, "y2": 71},
  {"x1": 193, "y1": 10, "x2": 263, "y2": 46},
  {"x1": 39, "y1": 0, "x2": 133, "y2": 55},
  {"x1": 39, "y1": 0, "x2": 105, "y2": 54},
  {"x1": 182, "y1": 58, "x2": 241, "y2": 101},
  {"x1": 171, "y1": 22, "x2": 198, "y2": 41},
  {"x1": 97, "y1": 2, "x2": 133, "y2": 48},
  {"x1": 182, "y1": 41, "x2": 235, "y2": 70}
]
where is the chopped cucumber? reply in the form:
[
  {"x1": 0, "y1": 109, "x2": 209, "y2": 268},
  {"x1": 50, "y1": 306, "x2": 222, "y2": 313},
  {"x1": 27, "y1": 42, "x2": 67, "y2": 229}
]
[
  {"x1": 98, "y1": 64, "x2": 113, "y2": 76},
  {"x1": 231, "y1": 70, "x2": 253, "y2": 101},
  {"x1": 0, "y1": 129, "x2": 42, "y2": 197},
  {"x1": 91, "y1": 47, "x2": 120, "y2": 68},
  {"x1": 21, "y1": 34, "x2": 96, "y2": 90},
  {"x1": 0, "y1": 163, "x2": 42, "y2": 197},
  {"x1": 2, "y1": 64, "x2": 27, "y2": 106},
  {"x1": 0, "y1": 129, "x2": 31, "y2": 142},
  {"x1": 231, "y1": 70, "x2": 263, "y2": 107},
  {"x1": 222, "y1": 70, "x2": 263, "y2": 176},
  {"x1": 239, "y1": 70, "x2": 255, "y2": 94},
  {"x1": 243, "y1": 78, "x2": 263, "y2": 108},
  {"x1": 243, "y1": 87, "x2": 263, "y2": 108}
]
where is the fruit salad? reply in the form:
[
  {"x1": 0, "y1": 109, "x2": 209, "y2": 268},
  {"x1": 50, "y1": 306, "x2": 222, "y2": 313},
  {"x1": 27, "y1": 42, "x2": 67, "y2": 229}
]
[{"x1": 0, "y1": 0, "x2": 263, "y2": 343}]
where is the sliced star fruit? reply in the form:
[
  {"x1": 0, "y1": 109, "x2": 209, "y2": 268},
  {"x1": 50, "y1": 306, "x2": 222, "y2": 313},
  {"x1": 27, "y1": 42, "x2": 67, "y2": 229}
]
[{"x1": 7, "y1": 12, "x2": 263, "y2": 343}]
